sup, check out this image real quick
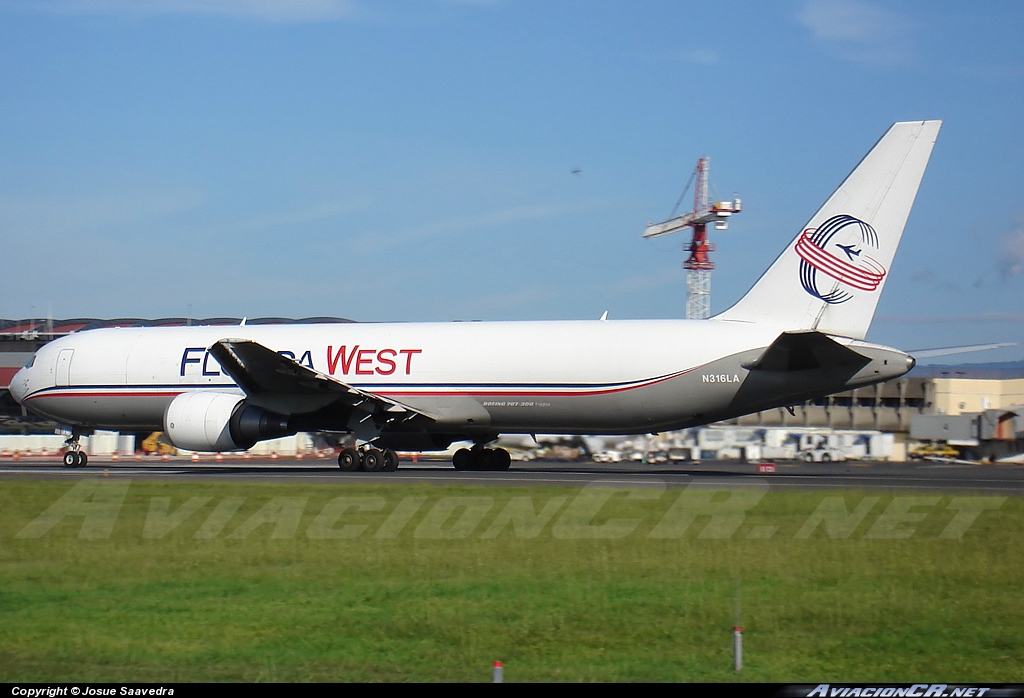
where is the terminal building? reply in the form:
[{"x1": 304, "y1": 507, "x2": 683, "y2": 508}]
[
  {"x1": 725, "y1": 362, "x2": 1024, "y2": 461},
  {"x1": 729, "y1": 366, "x2": 1024, "y2": 427}
]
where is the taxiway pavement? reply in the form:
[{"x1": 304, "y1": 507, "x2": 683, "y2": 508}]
[{"x1": 1, "y1": 458, "x2": 1022, "y2": 494}]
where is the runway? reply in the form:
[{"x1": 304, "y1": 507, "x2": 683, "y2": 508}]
[{"x1": 1, "y1": 457, "x2": 1022, "y2": 494}]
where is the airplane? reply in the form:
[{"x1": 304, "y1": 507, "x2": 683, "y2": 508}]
[
  {"x1": 835, "y1": 243, "x2": 861, "y2": 261},
  {"x1": 9, "y1": 120, "x2": 942, "y2": 472}
]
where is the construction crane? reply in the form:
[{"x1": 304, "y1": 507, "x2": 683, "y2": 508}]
[{"x1": 643, "y1": 157, "x2": 742, "y2": 319}]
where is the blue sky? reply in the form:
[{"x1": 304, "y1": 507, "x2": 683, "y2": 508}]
[{"x1": 1, "y1": 0, "x2": 1022, "y2": 361}]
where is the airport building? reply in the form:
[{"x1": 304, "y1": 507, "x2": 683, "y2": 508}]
[
  {"x1": 726, "y1": 363, "x2": 1024, "y2": 461},
  {"x1": 728, "y1": 368, "x2": 1024, "y2": 426}
]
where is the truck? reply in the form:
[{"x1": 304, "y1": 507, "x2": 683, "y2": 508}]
[{"x1": 798, "y1": 448, "x2": 847, "y2": 463}]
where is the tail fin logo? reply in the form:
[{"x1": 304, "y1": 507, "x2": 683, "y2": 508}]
[{"x1": 795, "y1": 214, "x2": 886, "y2": 304}]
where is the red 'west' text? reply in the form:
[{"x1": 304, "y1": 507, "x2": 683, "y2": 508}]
[{"x1": 327, "y1": 346, "x2": 422, "y2": 376}]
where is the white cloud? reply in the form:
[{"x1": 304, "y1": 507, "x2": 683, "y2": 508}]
[
  {"x1": 453, "y1": 285, "x2": 559, "y2": 316},
  {"x1": 602, "y1": 268, "x2": 680, "y2": 297},
  {"x1": 954, "y1": 64, "x2": 1024, "y2": 83},
  {"x1": 184, "y1": 198, "x2": 372, "y2": 239},
  {"x1": 798, "y1": 0, "x2": 896, "y2": 42},
  {"x1": 797, "y1": 0, "x2": 914, "y2": 67},
  {"x1": 1000, "y1": 225, "x2": 1024, "y2": 279},
  {"x1": 36, "y1": 0, "x2": 359, "y2": 22},
  {"x1": 909, "y1": 267, "x2": 960, "y2": 292},
  {"x1": 875, "y1": 312, "x2": 1024, "y2": 325},
  {"x1": 350, "y1": 200, "x2": 610, "y2": 254},
  {"x1": 0, "y1": 188, "x2": 203, "y2": 237}
]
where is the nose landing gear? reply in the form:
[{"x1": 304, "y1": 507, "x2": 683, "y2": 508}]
[{"x1": 62, "y1": 433, "x2": 88, "y2": 468}]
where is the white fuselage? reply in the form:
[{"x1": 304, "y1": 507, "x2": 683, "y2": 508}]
[{"x1": 9, "y1": 318, "x2": 909, "y2": 440}]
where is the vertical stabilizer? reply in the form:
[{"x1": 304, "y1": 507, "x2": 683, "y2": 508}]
[{"x1": 716, "y1": 120, "x2": 941, "y2": 339}]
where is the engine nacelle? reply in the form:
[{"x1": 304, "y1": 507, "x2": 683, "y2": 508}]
[{"x1": 164, "y1": 391, "x2": 292, "y2": 452}]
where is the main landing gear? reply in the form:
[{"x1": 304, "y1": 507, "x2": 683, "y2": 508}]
[
  {"x1": 337, "y1": 446, "x2": 400, "y2": 473},
  {"x1": 62, "y1": 433, "x2": 88, "y2": 468},
  {"x1": 452, "y1": 446, "x2": 511, "y2": 472}
]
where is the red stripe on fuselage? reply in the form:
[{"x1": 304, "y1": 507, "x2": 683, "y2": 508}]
[
  {"x1": 24, "y1": 368, "x2": 696, "y2": 403},
  {"x1": 26, "y1": 390, "x2": 188, "y2": 401},
  {"x1": 380, "y1": 370, "x2": 690, "y2": 398}
]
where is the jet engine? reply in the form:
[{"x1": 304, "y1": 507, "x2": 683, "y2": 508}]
[{"x1": 164, "y1": 391, "x2": 292, "y2": 452}]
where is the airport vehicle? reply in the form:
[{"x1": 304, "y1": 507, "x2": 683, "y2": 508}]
[
  {"x1": 9, "y1": 121, "x2": 941, "y2": 472},
  {"x1": 908, "y1": 443, "x2": 960, "y2": 460},
  {"x1": 141, "y1": 431, "x2": 178, "y2": 456},
  {"x1": 799, "y1": 448, "x2": 847, "y2": 463}
]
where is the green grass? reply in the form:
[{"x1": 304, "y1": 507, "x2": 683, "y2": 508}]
[{"x1": 1, "y1": 478, "x2": 1022, "y2": 681}]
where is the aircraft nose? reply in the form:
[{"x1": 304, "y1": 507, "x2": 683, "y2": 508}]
[
  {"x1": 9, "y1": 366, "x2": 27, "y2": 404},
  {"x1": 906, "y1": 356, "x2": 916, "y2": 372}
]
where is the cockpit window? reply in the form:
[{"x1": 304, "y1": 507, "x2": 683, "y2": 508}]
[{"x1": 23, "y1": 356, "x2": 34, "y2": 369}]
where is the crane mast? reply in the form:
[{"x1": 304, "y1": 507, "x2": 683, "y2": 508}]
[{"x1": 643, "y1": 156, "x2": 741, "y2": 319}]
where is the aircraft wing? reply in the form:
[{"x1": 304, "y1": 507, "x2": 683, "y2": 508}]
[{"x1": 208, "y1": 339, "x2": 433, "y2": 423}]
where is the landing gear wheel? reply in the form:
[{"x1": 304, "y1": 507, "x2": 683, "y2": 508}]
[
  {"x1": 479, "y1": 449, "x2": 497, "y2": 471},
  {"x1": 383, "y1": 449, "x2": 399, "y2": 472},
  {"x1": 469, "y1": 448, "x2": 510, "y2": 471},
  {"x1": 337, "y1": 447, "x2": 360, "y2": 472},
  {"x1": 453, "y1": 448, "x2": 471, "y2": 471},
  {"x1": 490, "y1": 448, "x2": 511, "y2": 471},
  {"x1": 361, "y1": 448, "x2": 386, "y2": 472},
  {"x1": 62, "y1": 432, "x2": 85, "y2": 468},
  {"x1": 468, "y1": 447, "x2": 490, "y2": 471}
]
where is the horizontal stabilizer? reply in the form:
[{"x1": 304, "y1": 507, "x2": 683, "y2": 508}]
[
  {"x1": 746, "y1": 331, "x2": 871, "y2": 373},
  {"x1": 909, "y1": 342, "x2": 1016, "y2": 359}
]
